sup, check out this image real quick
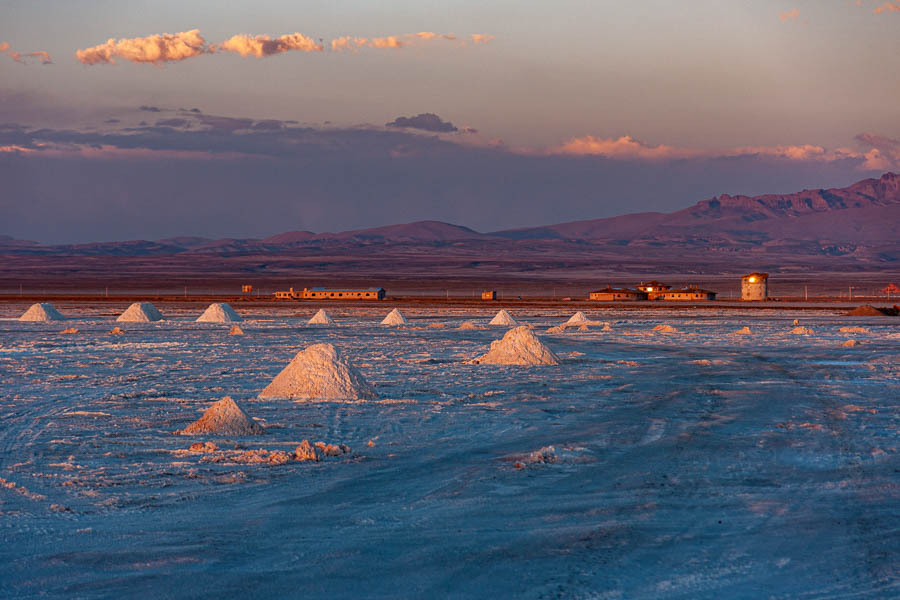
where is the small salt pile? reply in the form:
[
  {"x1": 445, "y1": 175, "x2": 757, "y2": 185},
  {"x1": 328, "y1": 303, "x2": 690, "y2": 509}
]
[
  {"x1": 792, "y1": 319, "x2": 800, "y2": 326},
  {"x1": 652, "y1": 324, "x2": 678, "y2": 333},
  {"x1": 60, "y1": 327, "x2": 79, "y2": 334},
  {"x1": 116, "y1": 302, "x2": 163, "y2": 322},
  {"x1": 179, "y1": 396, "x2": 265, "y2": 436},
  {"x1": 842, "y1": 340, "x2": 859, "y2": 347},
  {"x1": 19, "y1": 303, "x2": 65, "y2": 322},
  {"x1": 734, "y1": 327, "x2": 752, "y2": 335},
  {"x1": 489, "y1": 309, "x2": 517, "y2": 326},
  {"x1": 308, "y1": 309, "x2": 335, "y2": 325},
  {"x1": 381, "y1": 308, "x2": 407, "y2": 326},
  {"x1": 196, "y1": 303, "x2": 243, "y2": 323},
  {"x1": 459, "y1": 320, "x2": 479, "y2": 330},
  {"x1": 259, "y1": 343, "x2": 377, "y2": 400},
  {"x1": 108, "y1": 327, "x2": 125, "y2": 335},
  {"x1": 228, "y1": 325, "x2": 244, "y2": 335},
  {"x1": 839, "y1": 326, "x2": 869, "y2": 334},
  {"x1": 469, "y1": 326, "x2": 559, "y2": 366},
  {"x1": 791, "y1": 326, "x2": 814, "y2": 335},
  {"x1": 566, "y1": 312, "x2": 589, "y2": 325}
]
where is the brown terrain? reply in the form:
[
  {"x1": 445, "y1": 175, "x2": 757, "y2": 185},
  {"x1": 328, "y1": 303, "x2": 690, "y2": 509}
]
[{"x1": 1, "y1": 173, "x2": 898, "y2": 299}]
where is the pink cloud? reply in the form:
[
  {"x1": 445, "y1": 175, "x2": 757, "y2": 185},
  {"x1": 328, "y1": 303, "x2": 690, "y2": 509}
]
[
  {"x1": 219, "y1": 33, "x2": 322, "y2": 58},
  {"x1": 551, "y1": 135, "x2": 700, "y2": 160},
  {"x1": 874, "y1": 1, "x2": 900, "y2": 12},
  {"x1": 470, "y1": 34, "x2": 495, "y2": 44},
  {"x1": 779, "y1": 8, "x2": 800, "y2": 20},
  {"x1": 75, "y1": 29, "x2": 211, "y2": 65},
  {"x1": 330, "y1": 32, "x2": 485, "y2": 51},
  {"x1": 1, "y1": 41, "x2": 52, "y2": 65}
]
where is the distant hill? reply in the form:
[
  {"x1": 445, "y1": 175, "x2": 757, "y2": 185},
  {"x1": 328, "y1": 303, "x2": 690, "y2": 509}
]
[
  {"x1": 492, "y1": 172, "x2": 900, "y2": 246},
  {"x1": 1, "y1": 174, "x2": 897, "y2": 267}
]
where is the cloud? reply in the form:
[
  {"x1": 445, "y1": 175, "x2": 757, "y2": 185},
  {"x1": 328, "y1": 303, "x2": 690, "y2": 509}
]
[
  {"x1": 549, "y1": 134, "x2": 891, "y2": 167},
  {"x1": 219, "y1": 33, "x2": 322, "y2": 58},
  {"x1": 855, "y1": 132, "x2": 900, "y2": 169},
  {"x1": 139, "y1": 105, "x2": 162, "y2": 112},
  {"x1": 470, "y1": 34, "x2": 495, "y2": 44},
  {"x1": 874, "y1": 1, "x2": 900, "y2": 13},
  {"x1": 551, "y1": 135, "x2": 699, "y2": 160},
  {"x1": 330, "y1": 32, "x2": 478, "y2": 51},
  {"x1": 1, "y1": 42, "x2": 52, "y2": 65},
  {"x1": 779, "y1": 9, "x2": 800, "y2": 20},
  {"x1": 156, "y1": 118, "x2": 191, "y2": 128},
  {"x1": 386, "y1": 113, "x2": 458, "y2": 133},
  {"x1": 75, "y1": 29, "x2": 211, "y2": 65}
]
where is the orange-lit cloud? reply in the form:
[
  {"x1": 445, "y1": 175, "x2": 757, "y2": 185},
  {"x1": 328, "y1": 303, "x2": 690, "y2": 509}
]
[
  {"x1": 874, "y1": 1, "x2": 900, "y2": 13},
  {"x1": 552, "y1": 135, "x2": 700, "y2": 160},
  {"x1": 548, "y1": 135, "x2": 889, "y2": 166},
  {"x1": 470, "y1": 34, "x2": 495, "y2": 44},
  {"x1": 330, "y1": 32, "x2": 484, "y2": 51},
  {"x1": 779, "y1": 9, "x2": 800, "y2": 20},
  {"x1": 1, "y1": 41, "x2": 52, "y2": 65},
  {"x1": 219, "y1": 33, "x2": 322, "y2": 57},
  {"x1": 75, "y1": 29, "x2": 210, "y2": 65}
]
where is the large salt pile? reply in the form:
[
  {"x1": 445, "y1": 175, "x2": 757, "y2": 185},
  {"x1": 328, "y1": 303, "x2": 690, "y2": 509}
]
[
  {"x1": 381, "y1": 308, "x2": 408, "y2": 326},
  {"x1": 308, "y1": 309, "x2": 335, "y2": 325},
  {"x1": 19, "y1": 303, "x2": 65, "y2": 322},
  {"x1": 259, "y1": 343, "x2": 377, "y2": 400},
  {"x1": 489, "y1": 309, "x2": 518, "y2": 326},
  {"x1": 196, "y1": 303, "x2": 243, "y2": 323},
  {"x1": 179, "y1": 396, "x2": 265, "y2": 436},
  {"x1": 469, "y1": 326, "x2": 559, "y2": 366},
  {"x1": 566, "y1": 311, "x2": 589, "y2": 325},
  {"x1": 116, "y1": 302, "x2": 163, "y2": 323}
]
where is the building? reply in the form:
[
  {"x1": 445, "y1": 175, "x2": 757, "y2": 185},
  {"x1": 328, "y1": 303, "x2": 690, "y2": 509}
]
[
  {"x1": 658, "y1": 287, "x2": 717, "y2": 301},
  {"x1": 636, "y1": 281, "x2": 671, "y2": 300},
  {"x1": 589, "y1": 287, "x2": 649, "y2": 301},
  {"x1": 241, "y1": 285, "x2": 253, "y2": 294},
  {"x1": 741, "y1": 273, "x2": 768, "y2": 301},
  {"x1": 274, "y1": 287, "x2": 386, "y2": 300},
  {"x1": 481, "y1": 290, "x2": 497, "y2": 300}
]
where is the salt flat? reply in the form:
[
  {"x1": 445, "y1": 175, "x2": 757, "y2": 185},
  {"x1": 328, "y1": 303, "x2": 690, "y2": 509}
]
[{"x1": 0, "y1": 306, "x2": 898, "y2": 598}]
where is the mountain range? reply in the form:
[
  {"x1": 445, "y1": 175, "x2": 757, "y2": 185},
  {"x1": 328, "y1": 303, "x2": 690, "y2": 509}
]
[{"x1": 1, "y1": 173, "x2": 898, "y2": 291}]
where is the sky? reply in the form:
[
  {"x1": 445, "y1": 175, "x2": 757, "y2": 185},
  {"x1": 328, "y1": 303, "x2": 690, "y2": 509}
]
[{"x1": 2, "y1": 0, "x2": 899, "y2": 243}]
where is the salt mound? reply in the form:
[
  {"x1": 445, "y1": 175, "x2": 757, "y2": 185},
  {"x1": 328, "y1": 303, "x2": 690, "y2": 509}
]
[
  {"x1": 116, "y1": 302, "x2": 163, "y2": 322},
  {"x1": 108, "y1": 327, "x2": 124, "y2": 335},
  {"x1": 228, "y1": 325, "x2": 244, "y2": 335},
  {"x1": 459, "y1": 320, "x2": 479, "y2": 330},
  {"x1": 308, "y1": 309, "x2": 335, "y2": 325},
  {"x1": 652, "y1": 324, "x2": 678, "y2": 333},
  {"x1": 842, "y1": 339, "x2": 859, "y2": 347},
  {"x1": 259, "y1": 343, "x2": 377, "y2": 400},
  {"x1": 734, "y1": 327, "x2": 752, "y2": 335},
  {"x1": 566, "y1": 311, "x2": 589, "y2": 325},
  {"x1": 847, "y1": 305, "x2": 897, "y2": 317},
  {"x1": 839, "y1": 326, "x2": 869, "y2": 334},
  {"x1": 196, "y1": 303, "x2": 243, "y2": 323},
  {"x1": 601, "y1": 322, "x2": 612, "y2": 331},
  {"x1": 381, "y1": 308, "x2": 407, "y2": 325},
  {"x1": 489, "y1": 309, "x2": 517, "y2": 326},
  {"x1": 792, "y1": 319, "x2": 800, "y2": 325},
  {"x1": 791, "y1": 326, "x2": 814, "y2": 335},
  {"x1": 60, "y1": 327, "x2": 79, "y2": 334},
  {"x1": 179, "y1": 396, "x2": 265, "y2": 436},
  {"x1": 19, "y1": 303, "x2": 65, "y2": 322},
  {"x1": 469, "y1": 326, "x2": 559, "y2": 366},
  {"x1": 546, "y1": 325, "x2": 567, "y2": 334}
]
